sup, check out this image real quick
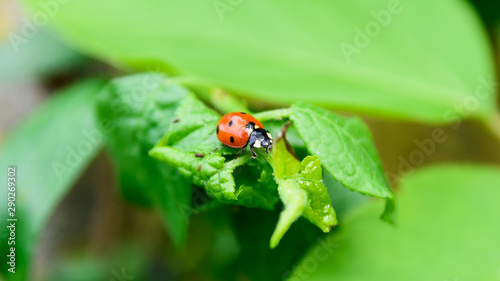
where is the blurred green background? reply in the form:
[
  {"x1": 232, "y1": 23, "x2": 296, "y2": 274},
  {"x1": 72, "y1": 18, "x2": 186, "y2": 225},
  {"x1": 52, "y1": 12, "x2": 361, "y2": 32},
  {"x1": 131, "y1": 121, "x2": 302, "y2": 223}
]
[{"x1": 0, "y1": 0, "x2": 500, "y2": 280}]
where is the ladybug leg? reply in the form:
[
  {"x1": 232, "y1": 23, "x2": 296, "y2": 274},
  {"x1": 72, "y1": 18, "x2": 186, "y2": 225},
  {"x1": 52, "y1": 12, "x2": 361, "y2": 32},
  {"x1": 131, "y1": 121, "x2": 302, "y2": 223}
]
[
  {"x1": 209, "y1": 144, "x2": 226, "y2": 154},
  {"x1": 234, "y1": 146, "x2": 246, "y2": 161},
  {"x1": 249, "y1": 145, "x2": 258, "y2": 158}
]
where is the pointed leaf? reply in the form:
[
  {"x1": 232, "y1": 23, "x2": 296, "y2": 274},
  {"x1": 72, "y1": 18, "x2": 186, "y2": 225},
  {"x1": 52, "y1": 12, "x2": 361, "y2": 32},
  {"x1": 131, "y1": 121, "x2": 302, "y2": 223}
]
[
  {"x1": 268, "y1": 136, "x2": 337, "y2": 248},
  {"x1": 291, "y1": 102, "x2": 395, "y2": 222}
]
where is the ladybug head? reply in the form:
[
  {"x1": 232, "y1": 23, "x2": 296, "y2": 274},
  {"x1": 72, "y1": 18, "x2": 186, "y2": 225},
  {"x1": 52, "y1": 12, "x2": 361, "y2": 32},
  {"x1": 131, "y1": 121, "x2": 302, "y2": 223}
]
[{"x1": 249, "y1": 128, "x2": 273, "y2": 155}]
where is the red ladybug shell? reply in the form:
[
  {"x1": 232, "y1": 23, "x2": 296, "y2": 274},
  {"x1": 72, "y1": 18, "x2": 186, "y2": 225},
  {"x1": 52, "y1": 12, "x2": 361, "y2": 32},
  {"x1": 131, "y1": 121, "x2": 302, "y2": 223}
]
[{"x1": 216, "y1": 112, "x2": 264, "y2": 148}]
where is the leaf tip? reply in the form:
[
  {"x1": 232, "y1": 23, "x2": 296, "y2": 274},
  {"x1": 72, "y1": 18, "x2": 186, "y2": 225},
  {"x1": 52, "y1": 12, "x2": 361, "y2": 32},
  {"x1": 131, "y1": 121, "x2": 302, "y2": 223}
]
[
  {"x1": 269, "y1": 222, "x2": 289, "y2": 249},
  {"x1": 269, "y1": 237, "x2": 279, "y2": 249}
]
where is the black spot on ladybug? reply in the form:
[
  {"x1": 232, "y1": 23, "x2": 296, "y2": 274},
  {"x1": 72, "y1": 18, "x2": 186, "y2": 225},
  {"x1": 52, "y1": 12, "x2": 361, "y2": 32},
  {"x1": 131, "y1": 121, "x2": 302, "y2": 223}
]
[
  {"x1": 216, "y1": 125, "x2": 220, "y2": 134},
  {"x1": 228, "y1": 120, "x2": 233, "y2": 127},
  {"x1": 195, "y1": 153, "x2": 205, "y2": 158},
  {"x1": 230, "y1": 136, "x2": 235, "y2": 143},
  {"x1": 172, "y1": 118, "x2": 180, "y2": 123},
  {"x1": 240, "y1": 112, "x2": 247, "y2": 114}
]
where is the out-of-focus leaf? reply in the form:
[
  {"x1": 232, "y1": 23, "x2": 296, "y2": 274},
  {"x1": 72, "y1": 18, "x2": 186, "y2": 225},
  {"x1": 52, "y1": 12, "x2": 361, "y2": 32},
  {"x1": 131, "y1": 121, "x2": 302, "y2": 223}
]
[
  {"x1": 0, "y1": 79, "x2": 105, "y2": 280},
  {"x1": 290, "y1": 165, "x2": 500, "y2": 281},
  {"x1": 96, "y1": 73, "x2": 192, "y2": 246},
  {"x1": 20, "y1": 0, "x2": 497, "y2": 123},
  {"x1": 268, "y1": 136, "x2": 337, "y2": 248},
  {"x1": 44, "y1": 244, "x2": 148, "y2": 281},
  {"x1": 468, "y1": 0, "x2": 500, "y2": 24},
  {"x1": 291, "y1": 102, "x2": 395, "y2": 222},
  {"x1": 0, "y1": 29, "x2": 84, "y2": 83},
  {"x1": 230, "y1": 207, "x2": 323, "y2": 281}
]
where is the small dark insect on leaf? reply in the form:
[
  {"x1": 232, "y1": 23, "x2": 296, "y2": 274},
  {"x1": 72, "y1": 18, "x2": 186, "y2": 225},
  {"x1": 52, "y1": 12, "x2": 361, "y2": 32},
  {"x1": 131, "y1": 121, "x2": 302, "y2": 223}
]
[
  {"x1": 195, "y1": 153, "x2": 205, "y2": 158},
  {"x1": 197, "y1": 164, "x2": 202, "y2": 171},
  {"x1": 172, "y1": 118, "x2": 180, "y2": 123}
]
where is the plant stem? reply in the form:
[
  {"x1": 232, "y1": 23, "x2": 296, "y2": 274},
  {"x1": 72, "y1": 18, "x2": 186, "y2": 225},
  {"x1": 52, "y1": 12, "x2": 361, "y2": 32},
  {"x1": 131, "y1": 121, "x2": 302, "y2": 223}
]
[
  {"x1": 170, "y1": 76, "x2": 214, "y2": 104},
  {"x1": 487, "y1": 112, "x2": 500, "y2": 141},
  {"x1": 173, "y1": 76, "x2": 293, "y2": 120},
  {"x1": 253, "y1": 108, "x2": 293, "y2": 121},
  {"x1": 173, "y1": 76, "x2": 250, "y2": 114},
  {"x1": 172, "y1": 75, "x2": 215, "y2": 90},
  {"x1": 210, "y1": 88, "x2": 250, "y2": 114}
]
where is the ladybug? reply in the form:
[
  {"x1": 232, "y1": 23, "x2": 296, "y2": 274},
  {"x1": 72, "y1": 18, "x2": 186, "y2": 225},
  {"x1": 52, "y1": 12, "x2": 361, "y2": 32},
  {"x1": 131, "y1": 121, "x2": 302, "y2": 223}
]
[{"x1": 216, "y1": 112, "x2": 273, "y2": 158}]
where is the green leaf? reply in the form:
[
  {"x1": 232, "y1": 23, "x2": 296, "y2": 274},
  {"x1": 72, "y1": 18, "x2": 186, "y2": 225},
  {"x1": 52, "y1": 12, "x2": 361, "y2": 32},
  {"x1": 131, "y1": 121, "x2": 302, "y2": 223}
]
[
  {"x1": 296, "y1": 156, "x2": 337, "y2": 233},
  {"x1": 159, "y1": 93, "x2": 222, "y2": 153},
  {"x1": 469, "y1": 0, "x2": 500, "y2": 24},
  {"x1": 231, "y1": 208, "x2": 323, "y2": 281},
  {"x1": 291, "y1": 165, "x2": 500, "y2": 281},
  {"x1": 291, "y1": 102, "x2": 395, "y2": 222},
  {"x1": 150, "y1": 94, "x2": 279, "y2": 209},
  {"x1": 95, "y1": 73, "x2": 192, "y2": 246},
  {"x1": 270, "y1": 178, "x2": 308, "y2": 249},
  {"x1": 268, "y1": 136, "x2": 337, "y2": 248},
  {"x1": 0, "y1": 29, "x2": 85, "y2": 83},
  {"x1": 20, "y1": 0, "x2": 497, "y2": 123},
  {"x1": 149, "y1": 146, "x2": 227, "y2": 197},
  {"x1": 43, "y1": 244, "x2": 149, "y2": 281},
  {"x1": 270, "y1": 133, "x2": 301, "y2": 180},
  {"x1": 209, "y1": 88, "x2": 251, "y2": 114},
  {"x1": 0, "y1": 79, "x2": 105, "y2": 279},
  {"x1": 262, "y1": 119, "x2": 309, "y2": 159},
  {"x1": 234, "y1": 160, "x2": 279, "y2": 210},
  {"x1": 323, "y1": 170, "x2": 368, "y2": 218}
]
